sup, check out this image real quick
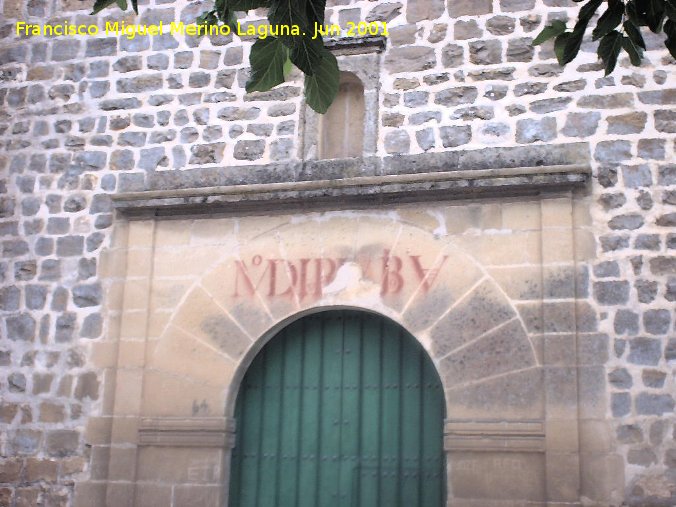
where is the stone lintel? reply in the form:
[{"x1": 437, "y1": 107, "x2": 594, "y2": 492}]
[
  {"x1": 113, "y1": 164, "x2": 590, "y2": 217},
  {"x1": 444, "y1": 420, "x2": 545, "y2": 453},
  {"x1": 137, "y1": 417, "x2": 235, "y2": 448},
  {"x1": 324, "y1": 36, "x2": 387, "y2": 55}
]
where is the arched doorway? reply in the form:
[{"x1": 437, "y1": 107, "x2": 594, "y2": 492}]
[{"x1": 228, "y1": 310, "x2": 445, "y2": 507}]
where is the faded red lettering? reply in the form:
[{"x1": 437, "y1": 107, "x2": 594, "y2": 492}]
[
  {"x1": 381, "y1": 250, "x2": 404, "y2": 295},
  {"x1": 232, "y1": 259, "x2": 270, "y2": 298},
  {"x1": 409, "y1": 255, "x2": 449, "y2": 293}
]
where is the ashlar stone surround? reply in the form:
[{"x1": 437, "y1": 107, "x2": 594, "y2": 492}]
[{"x1": 78, "y1": 184, "x2": 620, "y2": 506}]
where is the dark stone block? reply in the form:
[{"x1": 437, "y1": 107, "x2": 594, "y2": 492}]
[
  {"x1": 55, "y1": 313, "x2": 76, "y2": 342},
  {"x1": 25, "y1": 285, "x2": 47, "y2": 310},
  {"x1": 81, "y1": 313, "x2": 102, "y2": 338},
  {"x1": 595, "y1": 140, "x2": 632, "y2": 163},
  {"x1": 0, "y1": 287, "x2": 20, "y2": 311},
  {"x1": 516, "y1": 117, "x2": 556, "y2": 143},
  {"x1": 635, "y1": 393, "x2": 675, "y2": 416},
  {"x1": 45, "y1": 430, "x2": 79, "y2": 457},
  {"x1": 642, "y1": 370, "x2": 666, "y2": 388},
  {"x1": 39, "y1": 259, "x2": 60, "y2": 281},
  {"x1": 56, "y1": 236, "x2": 84, "y2": 257},
  {"x1": 643, "y1": 309, "x2": 671, "y2": 335},
  {"x1": 649, "y1": 257, "x2": 676, "y2": 275},
  {"x1": 434, "y1": 86, "x2": 478, "y2": 106},
  {"x1": 72, "y1": 283, "x2": 102, "y2": 308},
  {"x1": 593, "y1": 281, "x2": 630, "y2": 305},
  {"x1": 469, "y1": 40, "x2": 502, "y2": 65},
  {"x1": 611, "y1": 392, "x2": 630, "y2": 417},
  {"x1": 6, "y1": 313, "x2": 35, "y2": 341},
  {"x1": 628, "y1": 337, "x2": 662, "y2": 365},
  {"x1": 448, "y1": 0, "x2": 492, "y2": 16},
  {"x1": 85, "y1": 38, "x2": 117, "y2": 57},
  {"x1": 608, "y1": 368, "x2": 632, "y2": 389},
  {"x1": 439, "y1": 125, "x2": 472, "y2": 147},
  {"x1": 655, "y1": 110, "x2": 676, "y2": 133}
]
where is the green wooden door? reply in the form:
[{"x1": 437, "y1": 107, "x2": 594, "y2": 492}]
[{"x1": 228, "y1": 310, "x2": 445, "y2": 507}]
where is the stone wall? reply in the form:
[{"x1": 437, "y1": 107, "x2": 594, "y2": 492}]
[{"x1": 0, "y1": 0, "x2": 674, "y2": 503}]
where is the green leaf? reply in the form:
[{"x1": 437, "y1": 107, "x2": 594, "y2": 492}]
[
  {"x1": 283, "y1": 56, "x2": 293, "y2": 77},
  {"x1": 268, "y1": 0, "x2": 311, "y2": 45},
  {"x1": 621, "y1": 34, "x2": 643, "y2": 64},
  {"x1": 554, "y1": 32, "x2": 572, "y2": 64},
  {"x1": 196, "y1": 11, "x2": 218, "y2": 26},
  {"x1": 228, "y1": 0, "x2": 269, "y2": 11},
  {"x1": 592, "y1": 0, "x2": 624, "y2": 40},
  {"x1": 306, "y1": 0, "x2": 327, "y2": 26},
  {"x1": 91, "y1": 0, "x2": 117, "y2": 14},
  {"x1": 289, "y1": 36, "x2": 324, "y2": 75},
  {"x1": 532, "y1": 20, "x2": 567, "y2": 45},
  {"x1": 635, "y1": 0, "x2": 665, "y2": 32},
  {"x1": 579, "y1": 0, "x2": 605, "y2": 23},
  {"x1": 665, "y1": 19, "x2": 676, "y2": 57},
  {"x1": 561, "y1": 0, "x2": 603, "y2": 64},
  {"x1": 304, "y1": 49, "x2": 339, "y2": 114},
  {"x1": 665, "y1": 0, "x2": 676, "y2": 22},
  {"x1": 597, "y1": 30, "x2": 623, "y2": 75},
  {"x1": 623, "y1": 20, "x2": 646, "y2": 49},
  {"x1": 246, "y1": 37, "x2": 289, "y2": 93},
  {"x1": 626, "y1": 0, "x2": 647, "y2": 25},
  {"x1": 115, "y1": 0, "x2": 127, "y2": 10}
]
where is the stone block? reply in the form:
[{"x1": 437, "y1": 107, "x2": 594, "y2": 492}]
[
  {"x1": 448, "y1": 0, "x2": 492, "y2": 16},
  {"x1": 137, "y1": 446, "x2": 222, "y2": 483},
  {"x1": 384, "y1": 46, "x2": 436, "y2": 73},
  {"x1": 441, "y1": 43, "x2": 464, "y2": 67},
  {"x1": 0, "y1": 458, "x2": 22, "y2": 482},
  {"x1": 516, "y1": 117, "x2": 556, "y2": 143},
  {"x1": 440, "y1": 319, "x2": 535, "y2": 386},
  {"x1": 593, "y1": 281, "x2": 629, "y2": 305},
  {"x1": 407, "y1": 0, "x2": 444, "y2": 21},
  {"x1": 578, "y1": 93, "x2": 633, "y2": 108},
  {"x1": 439, "y1": 126, "x2": 472, "y2": 147},
  {"x1": 134, "y1": 484, "x2": 173, "y2": 507},
  {"x1": 611, "y1": 392, "x2": 630, "y2": 418},
  {"x1": 45, "y1": 430, "x2": 79, "y2": 457},
  {"x1": 655, "y1": 110, "x2": 676, "y2": 133},
  {"x1": 469, "y1": 40, "x2": 502, "y2": 65},
  {"x1": 608, "y1": 112, "x2": 647, "y2": 134},
  {"x1": 174, "y1": 485, "x2": 221, "y2": 507},
  {"x1": 635, "y1": 393, "x2": 675, "y2": 415},
  {"x1": 7, "y1": 314, "x2": 36, "y2": 342},
  {"x1": 450, "y1": 452, "x2": 544, "y2": 501},
  {"x1": 365, "y1": 2, "x2": 402, "y2": 23},
  {"x1": 454, "y1": 20, "x2": 482, "y2": 39},
  {"x1": 431, "y1": 280, "x2": 516, "y2": 356},
  {"x1": 384, "y1": 130, "x2": 410, "y2": 154}
]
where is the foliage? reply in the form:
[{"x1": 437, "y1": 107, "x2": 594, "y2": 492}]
[
  {"x1": 534, "y1": 0, "x2": 676, "y2": 75},
  {"x1": 91, "y1": 0, "x2": 339, "y2": 113}
]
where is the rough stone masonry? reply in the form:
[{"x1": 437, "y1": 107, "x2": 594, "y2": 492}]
[{"x1": 0, "y1": 0, "x2": 674, "y2": 503}]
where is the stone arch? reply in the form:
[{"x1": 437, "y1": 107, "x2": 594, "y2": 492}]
[
  {"x1": 146, "y1": 216, "x2": 540, "y2": 421},
  {"x1": 223, "y1": 304, "x2": 447, "y2": 419}
]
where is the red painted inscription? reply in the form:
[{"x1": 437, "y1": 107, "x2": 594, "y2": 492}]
[{"x1": 232, "y1": 250, "x2": 448, "y2": 300}]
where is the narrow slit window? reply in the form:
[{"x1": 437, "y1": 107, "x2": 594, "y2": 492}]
[{"x1": 318, "y1": 72, "x2": 365, "y2": 159}]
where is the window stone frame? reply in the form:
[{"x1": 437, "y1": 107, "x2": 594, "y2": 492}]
[{"x1": 301, "y1": 48, "x2": 382, "y2": 161}]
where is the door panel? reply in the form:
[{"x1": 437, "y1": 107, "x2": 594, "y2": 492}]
[{"x1": 229, "y1": 311, "x2": 445, "y2": 507}]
